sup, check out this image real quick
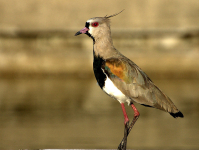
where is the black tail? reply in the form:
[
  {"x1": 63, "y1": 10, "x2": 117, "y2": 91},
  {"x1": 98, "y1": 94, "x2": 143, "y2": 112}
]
[{"x1": 170, "y1": 111, "x2": 184, "y2": 118}]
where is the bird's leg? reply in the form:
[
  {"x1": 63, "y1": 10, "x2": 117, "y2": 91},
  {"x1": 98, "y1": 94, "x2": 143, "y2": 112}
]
[
  {"x1": 121, "y1": 103, "x2": 129, "y2": 126},
  {"x1": 127, "y1": 103, "x2": 140, "y2": 134},
  {"x1": 118, "y1": 103, "x2": 140, "y2": 149},
  {"x1": 118, "y1": 103, "x2": 129, "y2": 150}
]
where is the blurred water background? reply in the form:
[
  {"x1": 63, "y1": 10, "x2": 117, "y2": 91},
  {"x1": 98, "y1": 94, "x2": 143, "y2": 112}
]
[{"x1": 0, "y1": 0, "x2": 199, "y2": 149}]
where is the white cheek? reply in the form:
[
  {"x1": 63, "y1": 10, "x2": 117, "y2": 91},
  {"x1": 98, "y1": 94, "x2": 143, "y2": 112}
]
[
  {"x1": 86, "y1": 19, "x2": 94, "y2": 35},
  {"x1": 88, "y1": 26, "x2": 94, "y2": 34}
]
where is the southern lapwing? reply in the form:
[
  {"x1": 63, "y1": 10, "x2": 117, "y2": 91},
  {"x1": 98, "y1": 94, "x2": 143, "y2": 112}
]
[{"x1": 75, "y1": 11, "x2": 184, "y2": 150}]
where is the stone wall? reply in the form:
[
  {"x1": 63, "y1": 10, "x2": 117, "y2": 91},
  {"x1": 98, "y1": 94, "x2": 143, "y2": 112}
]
[{"x1": 0, "y1": 0, "x2": 199, "y2": 29}]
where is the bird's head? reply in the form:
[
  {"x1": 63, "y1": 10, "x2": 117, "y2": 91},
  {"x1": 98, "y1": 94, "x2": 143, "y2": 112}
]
[{"x1": 75, "y1": 10, "x2": 124, "y2": 42}]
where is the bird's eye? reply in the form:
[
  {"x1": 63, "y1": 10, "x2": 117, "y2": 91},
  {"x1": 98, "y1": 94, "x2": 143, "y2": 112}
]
[{"x1": 91, "y1": 22, "x2": 99, "y2": 27}]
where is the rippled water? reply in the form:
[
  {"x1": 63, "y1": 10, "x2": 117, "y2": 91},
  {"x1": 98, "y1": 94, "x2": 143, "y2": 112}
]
[{"x1": 0, "y1": 77, "x2": 198, "y2": 149}]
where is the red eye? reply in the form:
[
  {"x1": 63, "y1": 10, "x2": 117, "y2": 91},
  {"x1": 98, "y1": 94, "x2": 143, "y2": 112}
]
[{"x1": 92, "y1": 22, "x2": 99, "y2": 27}]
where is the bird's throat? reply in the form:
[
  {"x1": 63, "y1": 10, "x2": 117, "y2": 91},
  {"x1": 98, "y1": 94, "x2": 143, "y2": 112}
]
[{"x1": 93, "y1": 38, "x2": 117, "y2": 59}]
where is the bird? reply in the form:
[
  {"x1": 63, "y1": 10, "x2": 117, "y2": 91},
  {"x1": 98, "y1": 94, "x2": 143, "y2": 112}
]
[{"x1": 75, "y1": 10, "x2": 184, "y2": 150}]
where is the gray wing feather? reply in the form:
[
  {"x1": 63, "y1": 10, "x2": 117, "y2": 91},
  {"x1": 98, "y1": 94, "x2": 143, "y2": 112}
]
[{"x1": 105, "y1": 57, "x2": 179, "y2": 113}]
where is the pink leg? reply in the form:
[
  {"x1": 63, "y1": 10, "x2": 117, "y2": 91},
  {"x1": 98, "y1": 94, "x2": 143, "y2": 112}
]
[
  {"x1": 121, "y1": 103, "x2": 129, "y2": 125},
  {"x1": 118, "y1": 103, "x2": 140, "y2": 150},
  {"x1": 119, "y1": 103, "x2": 129, "y2": 150},
  {"x1": 131, "y1": 103, "x2": 140, "y2": 118},
  {"x1": 127, "y1": 103, "x2": 140, "y2": 134}
]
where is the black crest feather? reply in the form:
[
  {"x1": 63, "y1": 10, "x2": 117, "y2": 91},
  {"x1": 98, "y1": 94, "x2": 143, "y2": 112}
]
[{"x1": 105, "y1": 9, "x2": 125, "y2": 18}]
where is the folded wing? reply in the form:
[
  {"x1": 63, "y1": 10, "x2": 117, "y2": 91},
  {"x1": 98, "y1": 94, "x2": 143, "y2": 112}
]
[{"x1": 102, "y1": 57, "x2": 181, "y2": 115}]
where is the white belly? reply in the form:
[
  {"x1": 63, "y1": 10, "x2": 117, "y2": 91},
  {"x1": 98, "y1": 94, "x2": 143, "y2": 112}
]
[{"x1": 102, "y1": 77, "x2": 130, "y2": 104}]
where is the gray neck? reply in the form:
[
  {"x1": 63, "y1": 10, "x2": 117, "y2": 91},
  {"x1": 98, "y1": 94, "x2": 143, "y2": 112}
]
[{"x1": 93, "y1": 33, "x2": 121, "y2": 59}]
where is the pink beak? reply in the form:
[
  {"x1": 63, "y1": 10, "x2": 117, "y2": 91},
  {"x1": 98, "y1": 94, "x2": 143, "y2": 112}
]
[{"x1": 75, "y1": 27, "x2": 89, "y2": 36}]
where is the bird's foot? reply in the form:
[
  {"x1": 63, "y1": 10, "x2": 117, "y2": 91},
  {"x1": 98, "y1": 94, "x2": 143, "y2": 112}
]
[
  {"x1": 118, "y1": 121, "x2": 129, "y2": 150},
  {"x1": 117, "y1": 114, "x2": 140, "y2": 150}
]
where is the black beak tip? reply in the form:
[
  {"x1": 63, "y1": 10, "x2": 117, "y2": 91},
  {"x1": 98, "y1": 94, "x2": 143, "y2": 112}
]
[{"x1": 75, "y1": 31, "x2": 81, "y2": 36}]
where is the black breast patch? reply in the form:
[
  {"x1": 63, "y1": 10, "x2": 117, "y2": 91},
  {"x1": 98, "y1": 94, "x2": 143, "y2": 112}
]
[{"x1": 93, "y1": 54, "x2": 106, "y2": 89}]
